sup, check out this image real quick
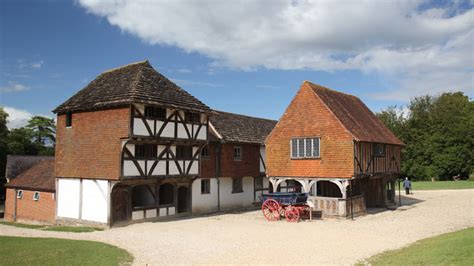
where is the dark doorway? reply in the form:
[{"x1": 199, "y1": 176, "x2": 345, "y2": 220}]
[
  {"x1": 177, "y1": 186, "x2": 189, "y2": 213},
  {"x1": 112, "y1": 186, "x2": 130, "y2": 224}
]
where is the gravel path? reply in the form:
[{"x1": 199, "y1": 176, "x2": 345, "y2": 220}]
[{"x1": 1, "y1": 189, "x2": 473, "y2": 265}]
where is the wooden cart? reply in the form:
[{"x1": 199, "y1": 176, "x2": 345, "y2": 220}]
[{"x1": 259, "y1": 192, "x2": 310, "y2": 222}]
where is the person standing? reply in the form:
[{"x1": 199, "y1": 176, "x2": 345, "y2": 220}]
[{"x1": 403, "y1": 177, "x2": 412, "y2": 195}]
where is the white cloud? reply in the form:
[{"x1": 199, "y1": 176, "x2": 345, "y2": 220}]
[
  {"x1": 17, "y1": 59, "x2": 44, "y2": 69},
  {"x1": 3, "y1": 106, "x2": 33, "y2": 129},
  {"x1": 30, "y1": 60, "x2": 44, "y2": 69},
  {"x1": 0, "y1": 81, "x2": 30, "y2": 93},
  {"x1": 78, "y1": 0, "x2": 473, "y2": 100}
]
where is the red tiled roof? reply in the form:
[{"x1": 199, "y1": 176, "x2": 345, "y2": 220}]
[
  {"x1": 5, "y1": 159, "x2": 55, "y2": 192},
  {"x1": 305, "y1": 81, "x2": 404, "y2": 145}
]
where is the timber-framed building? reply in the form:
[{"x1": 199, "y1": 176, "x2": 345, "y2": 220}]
[{"x1": 266, "y1": 81, "x2": 404, "y2": 218}]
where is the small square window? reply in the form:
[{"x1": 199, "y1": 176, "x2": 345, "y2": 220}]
[
  {"x1": 65, "y1": 112, "x2": 72, "y2": 127},
  {"x1": 33, "y1": 191, "x2": 40, "y2": 201},
  {"x1": 201, "y1": 179, "x2": 211, "y2": 194},
  {"x1": 176, "y1": 146, "x2": 193, "y2": 160},
  {"x1": 184, "y1": 112, "x2": 200, "y2": 123},
  {"x1": 374, "y1": 143, "x2": 386, "y2": 157},
  {"x1": 16, "y1": 190, "x2": 23, "y2": 199},
  {"x1": 234, "y1": 146, "x2": 242, "y2": 161},
  {"x1": 232, "y1": 177, "x2": 243, "y2": 193},
  {"x1": 201, "y1": 146, "x2": 210, "y2": 158},
  {"x1": 135, "y1": 144, "x2": 158, "y2": 159},
  {"x1": 144, "y1": 106, "x2": 166, "y2": 120}
]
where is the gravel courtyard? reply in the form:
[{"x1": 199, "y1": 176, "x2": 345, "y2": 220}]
[{"x1": 1, "y1": 189, "x2": 473, "y2": 265}]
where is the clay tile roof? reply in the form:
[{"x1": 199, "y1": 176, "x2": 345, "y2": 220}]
[
  {"x1": 305, "y1": 81, "x2": 404, "y2": 145},
  {"x1": 53, "y1": 60, "x2": 211, "y2": 114},
  {"x1": 5, "y1": 159, "x2": 55, "y2": 192},
  {"x1": 210, "y1": 111, "x2": 277, "y2": 144},
  {"x1": 5, "y1": 155, "x2": 54, "y2": 179}
]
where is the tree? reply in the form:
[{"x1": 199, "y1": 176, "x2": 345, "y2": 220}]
[
  {"x1": 0, "y1": 107, "x2": 9, "y2": 177},
  {"x1": 7, "y1": 127, "x2": 39, "y2": 155},
  {"x1": 26, "y1": 116, "x2": 56, "y2": 145}
]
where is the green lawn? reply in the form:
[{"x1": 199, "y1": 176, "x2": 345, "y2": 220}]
[
  {"x1": 0, "y1": 236, "x2": 133, "y2": 265},
  {"x1": 363, "y1": 227, "x2": 474, "y2": 265},
  {"x1": 0, "y1": 221, "x2": 103, "y2": 232},
  {"x1": 412, "y1": 180, "x2": 474, "y2": 190}
]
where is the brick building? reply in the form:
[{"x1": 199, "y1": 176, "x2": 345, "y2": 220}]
[
  {"x1": 266, "y1": 81, "x2": 404, "y2": 218},
  {"x1": 50, "y1": 61, "x2": 275, "y2": 226},
  {"x1": 4, "y1": 159, "x2": 56, "y2": 224}
]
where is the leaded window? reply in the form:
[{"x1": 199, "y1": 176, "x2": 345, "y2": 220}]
[{"x1": 291, "y1": 138, "x2": 321, "y2": 159}]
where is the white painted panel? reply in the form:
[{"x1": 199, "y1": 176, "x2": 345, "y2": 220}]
[
  {"x1": 220, "y1": 177, "x2": 254, "y2": 209},
  {"x1": 169, "y1": 161, "x2": 180, "y2": 175},
  {"x1": 123, "y1": 160, "x2": 141, "y2": 176},
  {"x1": 192, "y1": 146, "x2": 198, "y2": 155},
  {"x1": 158, "y1": 145, "x2": 166, "y2": 157},
  {"x1": 161, "y1": 123, "x2": 174, "y2": 138},
  {"x1": 197, "y1": 125, "x2": 207, "y2": 140},
  {"x1": 170, "y1": 145, "x2": 176, "y2": 155},
  {"x1": 159, "y1": 208, "x2": 167, "y2": 217},
  {"x1": 166, "y1": 109, "x2": 174, "y2": 120},
  {"x1": 156, "y1": 121, "x2": 164, "y2": 135},
  {"x1": 57, "y1": 179, "x2": 80, "y2": 219},
  {"x1": 146, "y1": 209, "x2": 157, "y2": 218},
  {"x1": 168, "y1": 207, "x2": 175, "y2": 215},
  {"x1": 126, "y1": 144, "x2": 135, "y2": 156},
  {"x1": 191, "y1": 178, "x2": 218, "y2": 214},
  {"x1": 133, "y1": 118, "x2": 148, "y2": 136},
  {"x1": 135, "y1": 103, "x2": 145, "y2": 114},
  {"x1": 188, "y1": 161, "x2": 198, "y2": 175},
  {"x1": 177, "y1": 123, "x2": 187, "y2": 139},
  {"x1": 151, "y1": 161, "x2": 166, "y2": 176},
  {"x1": 132, "y1": 211, "x2": 144, "y2": 220},
  {"x1": 146, "y1": 119, "x2": 154, "y2": 134},
  {"x1": 81, "y1": 180, "x2": 108, "y2": 223}
]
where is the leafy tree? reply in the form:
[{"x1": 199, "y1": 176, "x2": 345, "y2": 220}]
[
  {"x1": 26, "y1": 116, "x2": 56, "y2": 145},
  {"x1": 7, "y1": 127, "x2": 39, "y2": 155}
]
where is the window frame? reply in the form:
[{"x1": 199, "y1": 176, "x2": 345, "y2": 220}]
[
  {"x1": 33, "y1": 191, "x2": 40, "y2": 201},
  {"x1": 374, "y1": 143, "x2": 386, "y2": 157},
  {"x1": 65, "y1": 112, "x2": 72, "y2": 127},
  {"x1": 176, "y1": 145, "x2": 193, "y2": 160},
  {"x1": 232, "y1": 177, "x2": 243, "y2": 193},
  {"x1": 201, "y1": 179, "x2": 211, "y2": 194},
  {"x1": 233, "y1": 146, "x2": 242, "y2": 161},
  {"x1": 144, "y1": 106, "x2": 167, "y2": 121},
  {"x1": 184, "y1": 112, "x2": 201, "y2": 124},
  {"x1": 16, "y1": 190, "x2": 23, "y2": 199},
  {"x1": 201, "y1": 146, "x2": 210, "y2": 159},
  {"x1": 290, "y1": 138, "x2": 321, "y2": 159},
  {"x1": 135, "y1": 144, "x2": 158, "y2": 159}
]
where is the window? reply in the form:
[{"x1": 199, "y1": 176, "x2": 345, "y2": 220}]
[
  {"x1": 201, "y1": 179, "x2": 211, "y2": 194},
  {"x1": 232, "y1": 177, "x2": 243, "y2": 193},
  {"x1": 144, "y1": 106, "x2": 166, "y2": 120},
  {"x1": 176, "y1": 146, "x2": 193, "y2": 160},
  {"x1": 234, "y1": 146, "x2": 242, "y2": 161},
  {"x1": 184, "y1": 112, "x2": 200, "y2": 123},
  {"x1": 65, "y1": 112, "x2": 72, "y2": 127},
  {"x1": 255, "y1": 176, "x2": 263, "y2": 189},
  {"x1": 33, "y1": 191, "x2": 40, "y2": 201},
  {"x1": 16, "y1": 190, "x2": 23, "y2": 199},
  {"x1": 291, "y1": 138, "x2": 320, "y2": 159},
  {"x1": 201, "y1": 146, "x2": 210, "y2": 158},
  {"x1": 132, "y1": 185, "x2": 155, "y2": 207},
  {"x1": 374, "y1": 143, "x2": 386, "y2": 157},
  {"x1": 135, "y1": 144, "x2": 157, "y2": 159}
]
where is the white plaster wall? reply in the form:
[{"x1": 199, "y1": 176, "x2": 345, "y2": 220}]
[
  {"x1": 133, "y1": 118, "x2": 148, "y2": 136},
  {"x1": 123, "y1": 161, "x2": 140, "y2": 176},
  {"x1": 169, "y1": 160, "x2": 180, "y2": 175},
  {"x1": 191, "y1": 178, "x2": 219, "y2": 213},
  {"x1": 188, "y1": 161, "x2": 198, "y2": 175},
  {"x1": 151, "y1": 161, "x2": 166, "y2": 175},
  {"x1": 81, "y1": 180, "x2": 109, "y2": 223},
  {"x1": 220, "y1": 177, "x2": 254, "y2": 208},
  {"x1": 197, "y1": 125, "x2": 207, "y2": 140},
  {"x1": 177, "y1": 123, "x2": 188, "y2": 139},
  {"x1": 161, "y1": 123, "x2": 174, "y2": 138},
  {"x1": 57, "y1": 178, "x2": 80, "y2": 219}
]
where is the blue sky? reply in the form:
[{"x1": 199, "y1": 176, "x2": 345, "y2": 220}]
[{"x1": 1, "y1": 0, "x2": 472, "y2": 128}]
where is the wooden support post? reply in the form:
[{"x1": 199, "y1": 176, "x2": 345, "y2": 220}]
[
  {"x1": 350, "y1": 179, "x2": 354, "y2": 220},
  {"x1": 398, "y1": 178, "x2": 401, "y2": 206}
]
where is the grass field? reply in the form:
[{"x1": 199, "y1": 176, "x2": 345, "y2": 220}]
[
  {"x1": 363, "y1": 227, "x2": 474, "y2": 265},
  {"x1": 0, "y1": 236, "x2": 133, "y2": 265},
  {"x1": 412, "y1": 180, "x2": 474, "y2": 190},
  {"x1": 0, "y1": 221, "x2": 103, "y2": 232}
]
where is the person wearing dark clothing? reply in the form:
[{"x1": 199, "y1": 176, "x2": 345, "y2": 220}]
[{"x1": 403, "y1": 177, "x2": 411, "y2": 195}]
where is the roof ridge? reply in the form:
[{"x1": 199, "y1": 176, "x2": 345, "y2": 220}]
[
  {"x1": 102, "y1": 60, "x2": 149, "y2": 74},
  {"x1": 214, "y1": 109, "x2": 277, "y2": 122},
  {"x1": 304, "y1": 80, "x2": 358, "y2": 98}
]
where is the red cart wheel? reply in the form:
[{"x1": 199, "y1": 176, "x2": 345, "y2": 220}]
[
  {"x1": 262, "y1": 199, "x2": 281, "y2": 221},
  {"x1": 285, "y1": 206, "x2": 300, "y2": 222}
]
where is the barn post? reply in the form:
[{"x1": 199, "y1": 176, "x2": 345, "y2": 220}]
[
  {"x1": 350, "y1": 179, "x2": 354, "y2": 220},
  {"x1": 398, "y1": 177, "x2": 401, "y2": 206}
]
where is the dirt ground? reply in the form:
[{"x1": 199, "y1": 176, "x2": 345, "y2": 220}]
[{"x1": 1, "y1": 189, "x2": 473, "y2": 265}]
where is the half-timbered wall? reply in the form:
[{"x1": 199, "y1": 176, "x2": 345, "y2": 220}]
[
  {"x1": 122, "y1": 142, "x2": 201, "y2": 178},
  {"x1": 354, "y1": 142, "x2": 401, "y2": 176},
  {"x1": 131, "y1": 104, "x2": 208, "y2": 140}
]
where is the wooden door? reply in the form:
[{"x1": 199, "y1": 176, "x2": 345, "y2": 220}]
[
  {"x1": 112, "y1": 186, "x2": 130, "y2": 224},
  {"x1": 177, "y1": 186, "x2": 189, "y2": 213}
]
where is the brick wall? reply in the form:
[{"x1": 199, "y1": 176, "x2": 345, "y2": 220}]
[
  {"x1": 201, "y1": 142, "x2": 261, "y2": 178},
  {"x1": 266, "y1": 83, "x2": 354, "y2": 178},
  {"x1": 55, "y1": 108, "x2": 130, "y2": 180},
  {"x1": 4, "y1": 188, "x2": 56, "y2": 224}
]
